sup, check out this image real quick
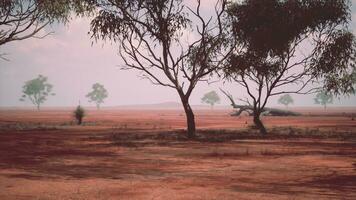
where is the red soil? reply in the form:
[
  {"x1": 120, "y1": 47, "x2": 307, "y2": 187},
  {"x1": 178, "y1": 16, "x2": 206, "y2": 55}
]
[{"x1": 0, "y1": 108, "x2": 355, "y2": 199}]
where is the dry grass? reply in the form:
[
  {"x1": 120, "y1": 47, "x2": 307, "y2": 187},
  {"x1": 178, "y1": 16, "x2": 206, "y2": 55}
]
[{"x1": 0, "y1": 109, "x2": 356, "y2": 199}]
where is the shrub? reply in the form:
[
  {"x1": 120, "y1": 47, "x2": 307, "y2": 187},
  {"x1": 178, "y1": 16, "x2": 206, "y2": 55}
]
[{"x1": 74, "y1": 105, "x2": 85, "y2": 125}]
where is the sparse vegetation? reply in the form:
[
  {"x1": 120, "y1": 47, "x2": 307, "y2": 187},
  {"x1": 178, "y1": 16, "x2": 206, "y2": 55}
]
[
  {"x1": 1, "y1": 109, "x2": 356, "y2": 199},
  {"x1": 2, "y1": 1, "x2": 356, "y2": 199},
  {"x1": 74, "y1": 105, "x2": 85, "y2": 125}
]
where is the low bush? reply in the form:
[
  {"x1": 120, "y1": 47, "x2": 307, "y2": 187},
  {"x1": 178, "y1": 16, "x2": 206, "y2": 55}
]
[{"x1": 74, "y1": 105, "x2": 85, "y2": 125}]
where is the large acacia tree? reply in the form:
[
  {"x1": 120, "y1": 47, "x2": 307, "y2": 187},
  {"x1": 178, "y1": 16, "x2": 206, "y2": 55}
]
[
  {"x1": 90, "y1": 0, "x2": 230, "y2": 138},
  {"x1": 224, "y1": 0, "x2": 356, "y2": 134},
  {"x1": 0, "y1": 0, "x2": 92, "y2": 59}
]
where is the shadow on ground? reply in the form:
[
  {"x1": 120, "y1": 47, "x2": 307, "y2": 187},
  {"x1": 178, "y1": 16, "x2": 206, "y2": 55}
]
[{"x1": 0, "y1": 127, "x2": 356, "y2": 199}]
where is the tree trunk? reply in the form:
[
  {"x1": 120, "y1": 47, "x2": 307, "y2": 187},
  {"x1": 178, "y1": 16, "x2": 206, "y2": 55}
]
[
  {"x1": 78, "y1": 118, "x2": 82, "y2": 125},
  {"x1": 181, "y1": 97, "x2": 196, "y2": 139},
  {"x1": 37, "y1": 104, "x2": 40, "y2": 111},
  {"x1": 97, "y1": 104, "x2": 100, "y2": 110},
  {"x1": 253, "y1": 112, "x2": 267, "y2": 135}
]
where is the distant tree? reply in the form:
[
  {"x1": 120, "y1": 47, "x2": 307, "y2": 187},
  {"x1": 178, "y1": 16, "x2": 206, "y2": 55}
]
[
  {"x1": 201, "y1": 91, "x2": 220, "y2": 109},
  {"x1": 278, "y1": 94, "x2": 294, "y2": 109},
  {"x1": 0, "y1": 0, "x2": 93, "y2": 60},
  {"x1": 314, "y1": 91, "x2": 333, "y2": 109},
  {"x1": 73, "y1": 105, "x2": 85, "y2": 125},
  {"x1": 90, "y1": 0, "x2": 230, "y2": 138},
  {"x1": 86, "y1": 83, "x2": 108, "y2": 110},
  {"x1": 19, "y1": 75, "x2": 55, "y2": 110},
  {"x1": 224, "y1": 0, "x2": 356, "y2": 135}
]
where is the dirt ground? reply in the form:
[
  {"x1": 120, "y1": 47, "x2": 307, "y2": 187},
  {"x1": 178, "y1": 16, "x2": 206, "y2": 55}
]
[{"x1": 0, "y1": 108, "x2": 355, "y2": 200}]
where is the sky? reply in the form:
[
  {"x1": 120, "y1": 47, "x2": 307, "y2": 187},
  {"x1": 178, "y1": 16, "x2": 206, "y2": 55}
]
[{"x1": 1, "y1": 0, "x2": 356, "y2": 108}]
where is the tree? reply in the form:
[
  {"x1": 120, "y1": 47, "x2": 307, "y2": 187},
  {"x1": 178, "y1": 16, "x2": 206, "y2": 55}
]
[
  {"x1": 224, "y1": 0, "x2": 356, "y2": 135},
  {"x1": 86, "y1": 83, "x2": 108, "y2": 110},
  {"x1": 90, "y1": 0, "x2": 230, "y2": 138},
  {"x1": 74, "y1": 105, "x2": 85, "y2": 125},
  {"x1": 278, "y1": 94, "x2": 293, "y2": 109},
  {"x1": 19, "y1": 75, "x2": 55, "y2": 110},
  {"x1": 0, "y1": 0, "x2": 93, "y2": 60},
  {"x1": 201, "y1": 91, "x2": 220, "y2": 109},
  {"x1": 314, "y1": 91, "x2": 333, "y2": 109}
]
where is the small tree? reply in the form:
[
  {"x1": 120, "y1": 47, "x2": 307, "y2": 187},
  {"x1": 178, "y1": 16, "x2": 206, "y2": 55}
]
[
  {"x1": 19, "y1": 75, "x2": 55, "y2": 110},
  {"x1": 73, "y1": 105, "x2": 85, "y2": 125},
  {"x1": 278, "y1": 94, "x2": 293, "y2": 109},
  {"x1": 314, "y1": 91, "x2": 333, "y2": 109},
  {"x1": 201, "y1": 91, "x2": 220, "y2": 109},
  {"x1": 86, "y1": 83, "x2": 108, "y2": 110}
]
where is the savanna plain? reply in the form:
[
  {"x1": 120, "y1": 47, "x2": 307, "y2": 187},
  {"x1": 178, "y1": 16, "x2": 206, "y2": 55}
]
[{"x1": 0, "y1": 107, "x2": 355, "y2": 200}]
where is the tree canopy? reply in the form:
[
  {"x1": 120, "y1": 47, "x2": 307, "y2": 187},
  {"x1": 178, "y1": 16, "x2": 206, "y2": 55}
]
[
  {"x1": 89, "y1": 0, "x2": 230, "y2": 138},
  {"x1": 314, "y1": 91, "x2": 333, "y2": 109},
  {"x1": 0, "y1": 0, "x2": 93, "y2": 59},
  {"x1": 86, "y1": 83, "x2": 108, "y2": 109},
  {"x1": 201, "y1": 91, "x2": 221, "y2": 108},
  {"x1": 223, "y1": 0, "x2": 356, "y2": 134},
  {"x1": 19, "y1": 75, "x2": 55, "y2": 110},
  {"x1": 278, "y1": 94, "x2": 294, "y2": 108}
]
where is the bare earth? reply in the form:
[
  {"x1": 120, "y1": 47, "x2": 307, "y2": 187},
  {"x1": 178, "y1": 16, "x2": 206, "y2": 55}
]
[{"x1": 0, "y1": 108, "x2": 355, "y2": 200}]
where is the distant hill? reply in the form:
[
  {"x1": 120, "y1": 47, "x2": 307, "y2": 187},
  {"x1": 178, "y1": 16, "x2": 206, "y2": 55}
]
[{"x1": 108, "y1": 102, "x2": 231, "y2": 110}]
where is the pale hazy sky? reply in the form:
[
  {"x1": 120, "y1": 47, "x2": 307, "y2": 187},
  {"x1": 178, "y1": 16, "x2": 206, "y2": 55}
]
[{"x1": 1, "y1": 0, "x2": 356, "y2": 108}]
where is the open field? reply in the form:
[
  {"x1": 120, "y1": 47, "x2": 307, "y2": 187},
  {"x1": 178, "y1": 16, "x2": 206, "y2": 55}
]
[{"x1": 0, "y1": 107, "x2": 356, "y2": 199}]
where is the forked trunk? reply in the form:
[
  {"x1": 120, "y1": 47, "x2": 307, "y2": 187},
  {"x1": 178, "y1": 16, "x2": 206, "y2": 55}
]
[
  {"x1": 253, "y1": 112, "x2": 267, "y2": 135},
  {"x1": 181, "y1": 97, "x2": 196, "y2": 139}
]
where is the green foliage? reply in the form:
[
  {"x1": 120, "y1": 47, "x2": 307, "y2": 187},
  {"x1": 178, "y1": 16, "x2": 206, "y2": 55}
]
[
  {"x1": 90, "y1": 0, "x2": 190, "y2": 43},
  {"x1": 0, "y1": 0, "x2": 94, "y2": 50},
  {"x1": 19, "y1": 75, "x2": 55, "y2": 110},
  {"x1": 88, "y1": 0, "x2": 228, "y2": 138},
  {"x1": 278, "y1": 94, "x2": 294, "y2": 108},
  {"x1": 86, "y1": 83, "x2": 108, "y2": 109},
  {"x1": 0, "y1": 0, "x2": 93, "y2": 23},
  {"x1": 312, "y1": 31, "x2": 356, "y2": 95},
  {"x1": 314, "y1": 91, "x2": 333, "y2": 109},
  {"x1": 224, "y1": 0, "x2": 355, "y2": 135},
  {"x1": 73, "y1": 105, "x2": 85, "y2": 125},
  {"x1": 201, "y1": 91, "x2": 220, "y2": 108},
  {"x1": 227, "y1": 0, "x2": 350, "y2": 57},
  {"x1": 225, "y1": 0, "x2": 356, "y2": 95}
]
